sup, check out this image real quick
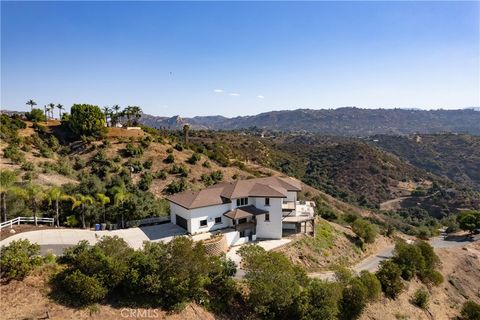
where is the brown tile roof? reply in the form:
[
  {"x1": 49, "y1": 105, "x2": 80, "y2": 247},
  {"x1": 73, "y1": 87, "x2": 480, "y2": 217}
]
[
  {"x1": 223, "y1": 205, "x2": 268, "y2": 220},
  {"x1": 167, "y1": 176, "x2": 302, "y2": 209}
]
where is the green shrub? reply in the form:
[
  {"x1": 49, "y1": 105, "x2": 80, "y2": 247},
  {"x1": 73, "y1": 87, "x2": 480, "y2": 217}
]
[
  {"x1": 138, "y1": 172, "x2": 153, "y2": 191},
  {"x1": 3, "y1": 144, "x2": 25, "y2": 164},
  {"x1": 0, "y1": 239, "x2": 42, "y2": 280},
  {"x1": 123, "y1": 143, "x2": 144, "y2": 157},
  {"x1": 73, "y1": 156, "x2": 86, "y2": 170},
  {"x1": 21, "y1": 161, "x2": 35, "y2": 171},
  {"x1": 155, "y1": 170, "x2": 167, "y2": 180},
  {"x1": 412, "y1": 288, "x2": 429, "y2": 309},
  {"x1": 461, "y1": 301, "x2": 480, "y2": 320},
  {"x1": 25, "y1": 108, "x2": 46, "y2": 122},
  {"x1": 352, "y1": 219, "x2": 378, "y2": 244},
  {"x1": 239, "y1": 245, "x2": 307, "y2": 319},
  {"x1": 69, "y1": 104, "x2": 106, "y2": 139},
  {"x1": 187, "y1": 153, "x2": 201, "y2": 164},
  {"x1": 392, "y1": 241, "x2": 426, "y2": 280},
  {"x1": 65, "y1": 215, "x2": 79, "y2": 227},
  {"x1": 143, "y1": 159, "x2": 153, "y2": 169},
  {"x1": 340, "y1": 277, "x2": 368, "y2": 320},
  {"x1": 174, "y1": 143, "x2": 183, "y2": 151},
  {"x1": 164, "y1": 154, "x2": 175, "y2": 163},
  {"x1": 60, "y1": 270, "x2": 107, "y2": 305},
  {"x1": 358, "y1": 270, "x2": 381, "y2": 301},
  {"x1": 202, "y1": 161, "x2": 211, "y2": 168},
  {"x1": 304, "y1": 280, "x2": 342, "y2": 320},
  {"x1": 420, "y1": 269, "x2": 444, "y2": 286},
  {"x1": 165, "y1": 178, "x2": 188, "y2": 194},
  {"x1": 376, "y1": 260, "x2": 404, "y2": 299}
]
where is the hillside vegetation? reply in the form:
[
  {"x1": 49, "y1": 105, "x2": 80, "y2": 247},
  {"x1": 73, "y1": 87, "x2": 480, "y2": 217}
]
[{"x1": 370, "y1": 134, "x2": 480, "y2": 190}]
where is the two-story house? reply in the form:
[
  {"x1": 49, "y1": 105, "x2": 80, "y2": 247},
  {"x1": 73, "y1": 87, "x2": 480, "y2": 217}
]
[{"x1": 167, "y1": 176, "x2": 315, "y2": 245}]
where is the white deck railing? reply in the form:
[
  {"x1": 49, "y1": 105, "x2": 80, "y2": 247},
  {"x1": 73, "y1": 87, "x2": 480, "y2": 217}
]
[{"x1": 0, "y1": 217, "x2": 54, "y2": 230}]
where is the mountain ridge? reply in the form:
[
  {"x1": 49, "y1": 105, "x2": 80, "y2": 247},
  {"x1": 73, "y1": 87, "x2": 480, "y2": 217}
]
[{"x1": 139, "y1": 107, "x2": 480, "y2": 136}]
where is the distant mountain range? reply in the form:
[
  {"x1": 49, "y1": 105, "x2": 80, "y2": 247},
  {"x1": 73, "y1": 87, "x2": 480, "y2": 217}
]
[{"x1": 140, "y1": 107, "x2": 480, "y2": 136}]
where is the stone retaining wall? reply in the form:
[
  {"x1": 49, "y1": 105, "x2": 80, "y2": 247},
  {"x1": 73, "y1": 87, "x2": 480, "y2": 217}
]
[{"x1": 203, "y1": 235, "x2": 228, "y2": 255}]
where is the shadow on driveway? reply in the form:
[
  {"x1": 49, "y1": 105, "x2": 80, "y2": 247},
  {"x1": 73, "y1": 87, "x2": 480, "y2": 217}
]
[{"x1": 138, "y1": 223, "x2": 186, "y2": 241}]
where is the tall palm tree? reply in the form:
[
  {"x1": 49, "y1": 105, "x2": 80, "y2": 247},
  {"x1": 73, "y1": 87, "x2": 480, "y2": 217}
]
[
  {"x1": 102, "y1": 106, "x2": 111, "y2": 127},
  {"x1": 96, "y1": 193, "x2": 110, "y2": 223},
  {"x1": 45, "y1": 187, "x2": 69, "y2": 227},
  {"x1": 26, "y1": 99, "x2": 37, "y2": 111},
  {"x1": 183, "y1": 124, "x2": 190, "y2": 145},
  {"x1": 111, "y1": 105, "x2": 121, "y2": 127},
  {"x1": 43, "y1": 105, "x2": 48, "y2": 122},
  {"x1": 71, "y1": 194, "x2": 94, "y2": 229},
  {"x1": 0, "y1": 170, "x2": 18, "y2": 222},
  {"x1": 19, "y1": 183, "x2": 44, "y2": 226},
  {"x1": 123, "y1": 106, "x2": 132, "y2": 126},
  {"x1": 48, "y1": 103, "x2": 55, "y2": 120},
  {"x1": 56, "y1": 104, "x2": 64, "y2": 119},
  {"x1": 111, "y1": 185, "x2": 129, "y2": 228},
  {"x1": 130, "y1": 106, "x2": 142, "y2": 126}
]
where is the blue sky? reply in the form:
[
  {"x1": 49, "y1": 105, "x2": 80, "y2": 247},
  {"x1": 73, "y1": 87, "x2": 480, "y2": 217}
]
[{"x1": 1, "y1": 1, "x2": 479, "y2": 117}]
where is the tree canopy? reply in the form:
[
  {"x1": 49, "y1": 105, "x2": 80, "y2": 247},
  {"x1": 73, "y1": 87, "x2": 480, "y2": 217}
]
[{"x1": 69, "y1": 104, "x2": 106, "y2": 138}]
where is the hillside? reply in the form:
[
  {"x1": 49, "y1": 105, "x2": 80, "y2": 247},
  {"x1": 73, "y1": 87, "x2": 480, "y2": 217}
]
[
  {"x1": 184, "y1": 131, "x2": 480, "y2": 218},
  {"x1": 360, "y1": 241, "x2": 480, "y2": 320},
  {"x1": 370, "y1": 134, "x2": 480, "y2": 190},
  {"x1": 139, "y1": 108, "x2": 480, "y2": 136}
]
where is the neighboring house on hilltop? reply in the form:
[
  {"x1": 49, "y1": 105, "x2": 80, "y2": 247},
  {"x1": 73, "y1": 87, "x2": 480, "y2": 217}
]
[{"x1": 167, "y1": 176, "x2": 315, "y2": 246}]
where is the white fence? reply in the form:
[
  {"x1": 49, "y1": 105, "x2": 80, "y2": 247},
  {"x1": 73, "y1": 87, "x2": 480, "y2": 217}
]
[{"x1": 0, "y1": 217, "x2": 55, "y2": 230}]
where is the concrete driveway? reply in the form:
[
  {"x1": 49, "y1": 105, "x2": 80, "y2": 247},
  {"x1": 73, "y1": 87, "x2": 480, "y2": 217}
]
[{"x1": 0, "y1": 223, "x2": 186, "y2": 255}]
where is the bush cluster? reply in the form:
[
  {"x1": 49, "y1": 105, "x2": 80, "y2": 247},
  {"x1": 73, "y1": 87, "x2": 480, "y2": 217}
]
[
  {"x1": 376, "y1": 240, "x2": 442, "y2": 299},
  {"x1": 0, "y1": 239, "x2": 43, "y2": 281},
  {"x1": 53, "y1": 236, "x2": 236, "y2": 310}
]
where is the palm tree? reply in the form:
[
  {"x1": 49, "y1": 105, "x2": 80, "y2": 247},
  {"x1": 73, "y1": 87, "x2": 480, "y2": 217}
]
[
  {"x1": 43, "y1": 105, "x2": 48, "y2": 122},
  {"x1": 111, "y1": 105, "x2": 121, "y2": 127},
  {"x1": 130, "y1": 106, "x2": 142, "y2": 126},
  {"x1": 183, "y1": 124, "x2": 190, "y2": 145},
  {"x1": 18, "y1": 183, "x2": 44, "y2": 226},
  {"x1": 96, "y1": 193, "x2": 110, "y2": 223},
  {"x1": 71, "y1": 194, "x2": 94, "y2": 229},
  {"x1": 0, "y1": 170, "x2": 18, "y2": 222},
  {"x1": 111, "y1": 185, "x2": 129, "y2": 228},
  {"x1": 26, "y1": 99, "x2": 37, "y2": 111},
  {"x1": 122, "y1": 106, "x2": 132, "y2": 126},
  {"x1": 102, "y1": 106, "x2": 111, "y2": 127},
  {"x1": 48, "y1": 103, "x2": 55, "y2": 120},
  {"x1": 56, "y1": 104, "x2": 64, "y2": 119},
  {"x1": 45, "y1": 187, "x2": 69, "y2": 227}
]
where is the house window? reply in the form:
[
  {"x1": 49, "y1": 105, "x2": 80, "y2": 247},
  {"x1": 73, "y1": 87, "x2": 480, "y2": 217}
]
[
  {"x1": 265, "y1": 213, "x2": 270, "y2": 222},
  {"x1": 236, "y1": 197, "x2": 249, "y2": 206},
  {"x1": 199, "y1": 219, "x2": 208, "y2": 228},
  {"x1": 265, "y1": 197, "x2": 270, "y2": 206},
  {"x1": 238, "y1": 218, "x2": 247, "y2": 224},
  {"x1": 214, "y1": 217, "x2": 222, "y2": 224}
]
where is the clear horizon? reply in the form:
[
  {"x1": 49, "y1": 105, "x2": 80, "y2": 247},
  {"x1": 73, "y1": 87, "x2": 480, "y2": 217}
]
[{"x1": 2, "y1": 1, "x2": 479, "y2": 117}]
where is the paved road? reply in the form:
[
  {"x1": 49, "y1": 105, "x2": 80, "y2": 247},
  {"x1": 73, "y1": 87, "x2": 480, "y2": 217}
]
[
  {"x1": 0, "y1": 223, "x2": 186, "y2": 255},
  {"x1": 309, "y1": 235, "x2": 477, "y2": 281}
]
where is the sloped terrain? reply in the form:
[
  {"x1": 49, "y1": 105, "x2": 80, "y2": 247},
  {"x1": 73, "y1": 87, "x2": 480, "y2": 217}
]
[{"x1": 360, "y1": 241, "x2": 480, "y2": 320}]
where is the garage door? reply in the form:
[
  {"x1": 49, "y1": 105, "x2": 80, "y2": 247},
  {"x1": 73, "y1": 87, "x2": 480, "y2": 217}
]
[{"x1": 175, "y1": 215, "x2": 188, "y2": 231}]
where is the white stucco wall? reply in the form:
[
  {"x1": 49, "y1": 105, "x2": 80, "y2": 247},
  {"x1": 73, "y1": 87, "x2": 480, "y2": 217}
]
[
  {"x1": 170, "y1": 202, "x2": 232, "y2": 234},
  {"x1": 254, "y1": 197, "x2": 283, "y2": 239}
]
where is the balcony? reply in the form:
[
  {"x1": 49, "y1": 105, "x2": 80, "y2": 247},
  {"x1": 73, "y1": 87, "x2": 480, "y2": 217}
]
[{"x1": 282, "y1": 201, "x2": 315, "y2": 222}]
